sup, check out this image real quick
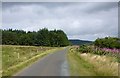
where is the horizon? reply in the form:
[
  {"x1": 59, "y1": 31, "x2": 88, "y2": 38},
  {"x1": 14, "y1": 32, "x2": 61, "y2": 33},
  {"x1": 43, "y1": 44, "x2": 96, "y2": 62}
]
[
  {"x1": 1, "y1": 28, "x2": 116, "y2": 42},
  {"x1": 2, "y1": 2, "x2": 118, "y2": 41}
]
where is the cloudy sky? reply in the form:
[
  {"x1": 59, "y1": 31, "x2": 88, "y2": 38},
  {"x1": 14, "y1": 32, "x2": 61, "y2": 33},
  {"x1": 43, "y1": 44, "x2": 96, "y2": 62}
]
[{"x1": 2, "y1": 2, "x2": 118, "y2": 41}]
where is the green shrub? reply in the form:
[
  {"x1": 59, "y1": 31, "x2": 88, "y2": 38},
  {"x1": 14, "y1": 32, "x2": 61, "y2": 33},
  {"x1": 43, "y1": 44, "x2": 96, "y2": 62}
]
[{"x1": 94, "y1": 37, "x2": 120, "y2": 49}]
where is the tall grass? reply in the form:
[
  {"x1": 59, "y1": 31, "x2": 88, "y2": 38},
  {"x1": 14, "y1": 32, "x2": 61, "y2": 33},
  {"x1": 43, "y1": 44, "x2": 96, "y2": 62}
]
[
  {"x1": 68, "y1": 48, "x2": 97, "y2": 76},
  {"x1": 79, "y1": 45, "x2": 120, "y2": 62},
  {"x1": 68, "y1": 47, "x2": 119, "y2": 76},
  {"x1": 80, "y1": 53, "x2": 118, "y2": 76},
  {"x1": 2, "y1": 45, "x2": 53, "y2": 70},
  {"x1": 2, "y1": 45, "x2": 59, "y2": 76},
  {"x1": 0, "y1": 45, "x2": 2, "y2": 77}
]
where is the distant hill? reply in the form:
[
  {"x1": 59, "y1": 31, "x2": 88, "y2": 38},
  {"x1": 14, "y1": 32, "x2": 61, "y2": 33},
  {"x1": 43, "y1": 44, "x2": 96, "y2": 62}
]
[{"x1": 69, "y1": 39, "x2": 93, "y2": 45}]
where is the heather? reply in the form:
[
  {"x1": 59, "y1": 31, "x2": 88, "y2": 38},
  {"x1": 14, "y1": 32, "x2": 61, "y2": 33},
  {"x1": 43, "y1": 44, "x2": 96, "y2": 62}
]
[
  {"x1": 68, "y1": 46, "x2": 118, "y2": 76},
  {"x1": 78, "y1": 37, "x2": 120, "y2": 62},
  {"x1": 79, "y1": 45, "x2": 120, "y2": 62}
]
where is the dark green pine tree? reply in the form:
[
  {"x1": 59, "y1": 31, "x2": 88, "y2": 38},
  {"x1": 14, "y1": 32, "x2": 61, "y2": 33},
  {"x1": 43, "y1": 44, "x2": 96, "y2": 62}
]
[{"x1": 2, "y1": 28, "x2": 70, "y2": 47}]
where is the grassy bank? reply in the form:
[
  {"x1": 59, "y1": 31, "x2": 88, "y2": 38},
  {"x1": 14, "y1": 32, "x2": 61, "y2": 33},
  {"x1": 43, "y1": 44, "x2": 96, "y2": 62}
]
[
  {"x1": 67, "y1": 47, "x2": 118, "y2": 76},
  {"x1": 2, "y1": 45, "x2": 63, "y2": 76},
  {"x1": 0, "y1": 45, "x2": 2, "y2": 78}
]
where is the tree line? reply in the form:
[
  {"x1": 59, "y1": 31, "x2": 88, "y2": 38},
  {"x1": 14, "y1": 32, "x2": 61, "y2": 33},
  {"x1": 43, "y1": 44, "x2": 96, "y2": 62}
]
[
  {"x1": 94, "y1": 37, "x2": 120, "y2": 49},
  {"x1": 1, "y1": 28, "x2": 70, "y2": 47}
]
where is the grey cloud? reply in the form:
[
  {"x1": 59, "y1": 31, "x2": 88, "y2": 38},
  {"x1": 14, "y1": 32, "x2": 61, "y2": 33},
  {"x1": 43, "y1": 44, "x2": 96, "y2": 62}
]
[
  {"x1": 2, "y1": 2, "x2": 118, "y2": 41},
  {"x1": 83, "y1": 2, "x2": 118, "y2": 13},
  {"x1": 2, "y1": 0, "x2": 120, "y2": 2}
]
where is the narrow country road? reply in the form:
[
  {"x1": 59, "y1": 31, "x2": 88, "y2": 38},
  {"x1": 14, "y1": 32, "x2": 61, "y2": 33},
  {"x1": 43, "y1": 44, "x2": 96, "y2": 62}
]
[{"x1": 14, "y1": 48, "x2": 69, "y2": 76}]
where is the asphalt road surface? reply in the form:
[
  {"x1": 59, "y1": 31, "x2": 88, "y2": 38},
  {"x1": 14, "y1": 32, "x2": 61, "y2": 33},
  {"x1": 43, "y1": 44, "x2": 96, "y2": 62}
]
[{"x1": 14, "y1": 48, "x2": 69, "y2": 76}]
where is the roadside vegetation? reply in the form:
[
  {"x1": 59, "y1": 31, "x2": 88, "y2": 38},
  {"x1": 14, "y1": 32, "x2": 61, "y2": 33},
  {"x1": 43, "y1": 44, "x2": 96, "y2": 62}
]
[
  {"x1": 2, "y1": 45, "x2": 63, "y2": 77},
  {"x1": 2, "y1": 27, "x2": 120, "y2": 77},
  {"x1": 68, "y1": 37, "x2": 119, "y2": 76},
  {"x1": 0, "y1": 45, "x2": 1, "y2": 78},
  {"x1": 1, "y1": 28, "x2": 70, "y2": 77}
]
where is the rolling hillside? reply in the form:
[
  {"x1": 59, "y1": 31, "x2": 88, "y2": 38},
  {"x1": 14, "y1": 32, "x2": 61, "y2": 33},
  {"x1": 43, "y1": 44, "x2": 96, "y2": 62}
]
[{"x1": 69, "y1": 39, "x2": 93, "y2": 45}]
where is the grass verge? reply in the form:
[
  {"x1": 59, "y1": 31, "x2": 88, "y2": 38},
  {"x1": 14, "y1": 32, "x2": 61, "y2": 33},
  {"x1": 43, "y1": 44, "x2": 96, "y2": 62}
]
[
  {"x1": 67, "y1": 48, "x2": 96, "y2": 76},
  {"x1": 2, "y1": 45, "x2": 64, "y2": 77},
  {"x1": 0, "y1": 45, "x2": 2, "y2": 78},
  {"x1": 67, "y1": 47, "x2": 118, "y2": 76}
]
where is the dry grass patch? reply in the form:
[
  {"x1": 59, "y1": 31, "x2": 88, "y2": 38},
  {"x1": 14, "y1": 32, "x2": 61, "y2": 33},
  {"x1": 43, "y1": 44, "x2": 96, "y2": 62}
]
[
  {"x1": 2, "y1": 45, "x2": 62, "y2": 76},
  {"x1": 80, "y1": 53, "x2": 118, "y2": 76},
  {"x1": 68, "y1": 47, "x2": 118, "y2": 76}
]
